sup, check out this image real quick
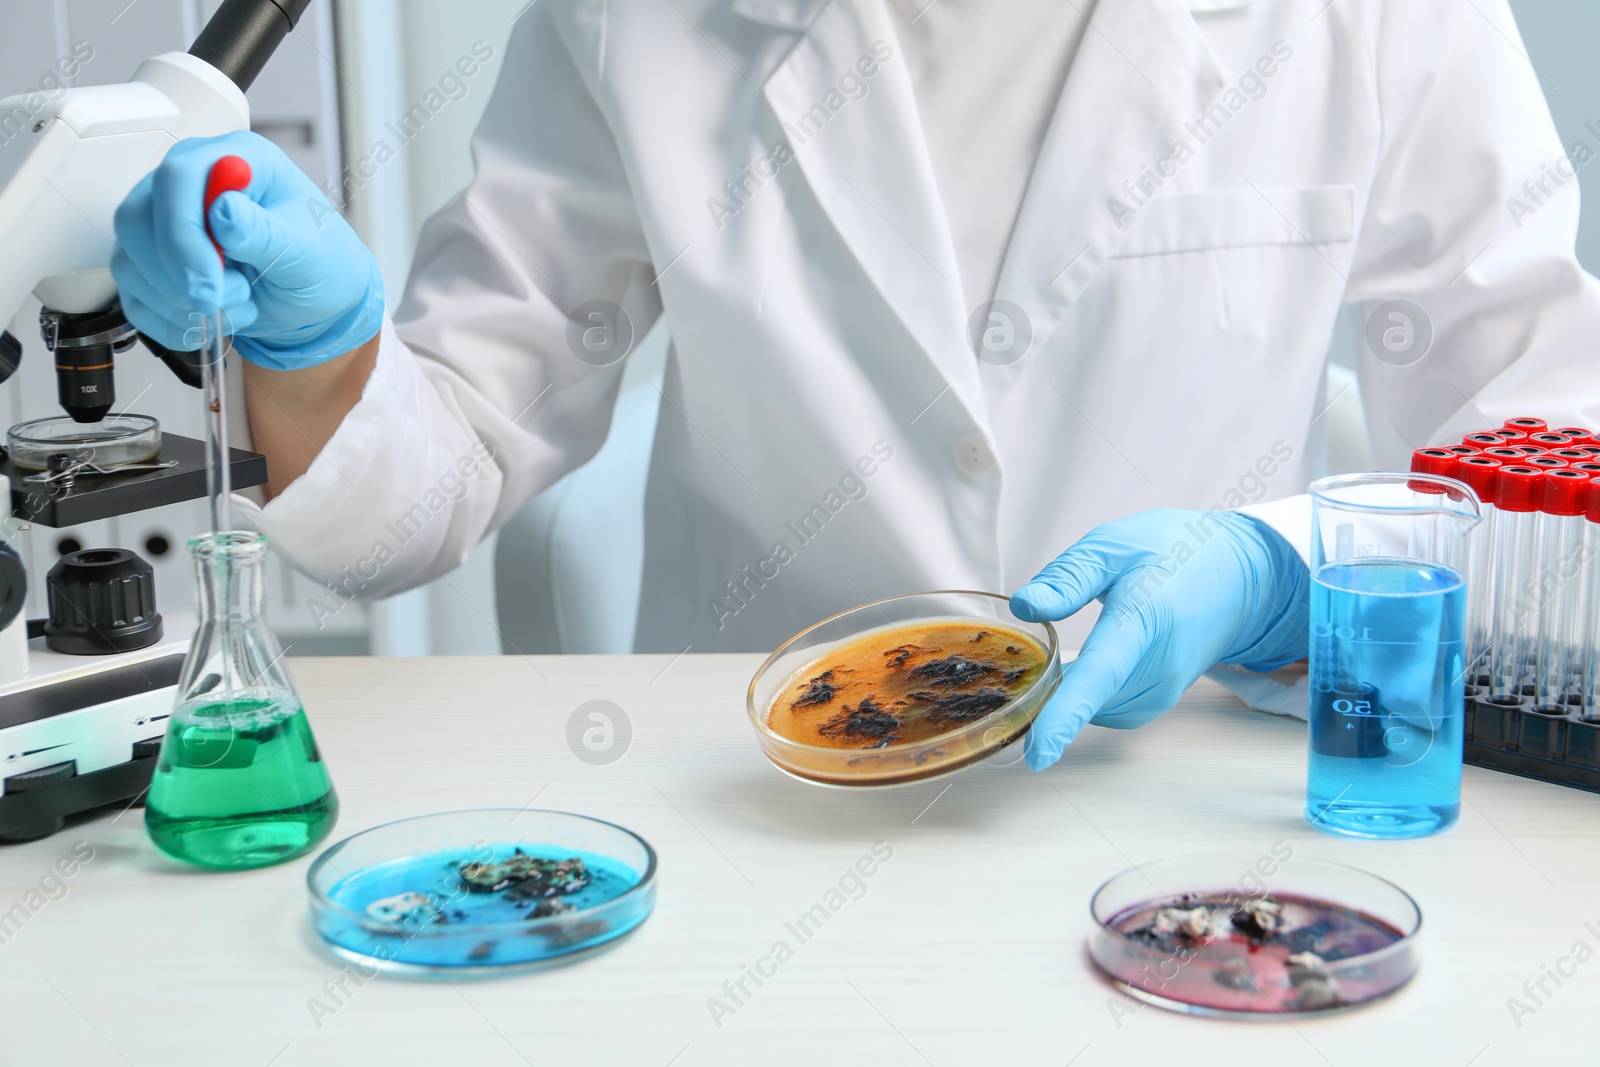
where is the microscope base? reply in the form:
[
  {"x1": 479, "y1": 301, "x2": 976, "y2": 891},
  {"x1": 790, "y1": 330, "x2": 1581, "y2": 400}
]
[{"x1": 0, "y1": 619, "x2": 191, "y2": 842}]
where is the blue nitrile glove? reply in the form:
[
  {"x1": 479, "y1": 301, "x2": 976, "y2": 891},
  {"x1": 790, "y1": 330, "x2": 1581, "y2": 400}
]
[
  {"x1": 1010, "y1": 509, "x2": 1310, "y2": 770},
  {"x1": 111, "y1": 130, "x2": 383, "y2": 370}
]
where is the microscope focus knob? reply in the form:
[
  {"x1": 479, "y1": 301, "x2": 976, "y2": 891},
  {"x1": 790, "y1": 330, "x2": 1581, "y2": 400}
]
[
  {"x1": 0, "y1": 542, "x2": 24, "y2": 634},
  {"x1": 44, "y1": 548, "x2": 164, "y2": 655}
]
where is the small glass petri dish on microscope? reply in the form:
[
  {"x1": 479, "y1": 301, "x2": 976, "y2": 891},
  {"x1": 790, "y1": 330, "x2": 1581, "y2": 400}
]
[
  {"x1": 6, "y1": 413, "x2": 161, "y2": 471},
  {"x1": 1088, "y1": 852, "x2": 1422, "y2": 1018},
  {"x1": 747, "y1": 590, "x2": 1062, "y2": 787},
  {"x1": 307, "y1": 809, "x2": 657, "y2": 977}
]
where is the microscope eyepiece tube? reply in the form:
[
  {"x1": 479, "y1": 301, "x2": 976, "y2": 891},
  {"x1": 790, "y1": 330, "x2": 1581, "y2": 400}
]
[{"x1": 188, "y1": 0, "x2": 314, "y2": 93}]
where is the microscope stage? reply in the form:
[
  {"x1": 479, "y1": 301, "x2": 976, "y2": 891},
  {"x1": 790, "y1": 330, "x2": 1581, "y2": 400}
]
[{"x1": 5, "y1": 433, "x2": 266, "y2": 527}]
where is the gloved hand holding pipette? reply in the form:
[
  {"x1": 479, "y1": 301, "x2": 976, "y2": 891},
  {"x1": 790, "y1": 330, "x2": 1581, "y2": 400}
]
[
  {"x1": 1011, "y1": 509, "x2": 1311, "y2": 770},
  {"x1": 111, "y1": 130, "x2": 383, "y2": 370}
]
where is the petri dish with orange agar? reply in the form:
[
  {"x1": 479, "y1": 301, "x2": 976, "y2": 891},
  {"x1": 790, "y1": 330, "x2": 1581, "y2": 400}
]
[{"x1": 748, "y1": 591, "x2": 1061, "y2": 786}]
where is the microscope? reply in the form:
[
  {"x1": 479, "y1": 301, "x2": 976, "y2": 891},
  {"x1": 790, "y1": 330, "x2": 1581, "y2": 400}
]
[{"x1": 0, "y1": 0, "x2": 311, "y2": 840}]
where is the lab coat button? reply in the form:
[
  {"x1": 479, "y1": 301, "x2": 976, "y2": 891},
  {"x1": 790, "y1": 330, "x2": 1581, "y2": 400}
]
[{"x1": 954, "y1": 433, "x2": 994, "y2": 476}]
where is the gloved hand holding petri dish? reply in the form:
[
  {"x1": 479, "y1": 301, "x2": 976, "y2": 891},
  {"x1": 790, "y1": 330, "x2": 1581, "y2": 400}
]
[{"x1": 1010, "y1": 509, "x2": 1312, "y2": 770}]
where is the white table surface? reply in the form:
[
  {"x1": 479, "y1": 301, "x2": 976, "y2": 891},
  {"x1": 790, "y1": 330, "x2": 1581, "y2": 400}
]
[{"x1": 2, "y1": 653, "x2": 1598, "y2": 1067}]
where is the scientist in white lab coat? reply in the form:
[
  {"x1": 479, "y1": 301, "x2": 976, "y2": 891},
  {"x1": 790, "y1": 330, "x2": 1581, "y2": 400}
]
[{"x1": 112, "y1": 0, "x2": 1600, "y2": 768}]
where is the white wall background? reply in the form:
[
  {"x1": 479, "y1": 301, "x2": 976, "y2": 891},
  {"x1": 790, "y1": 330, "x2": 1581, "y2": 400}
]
[
  {"x1": 1508, "y1": 0, "x2": 1600, "y2": 274},
  {"x1": 329, "y1": 0, "x2": 531, "y2": 656},
  {"x1": 1, "y1": 0, "x2": 1597, "y2": 656}
]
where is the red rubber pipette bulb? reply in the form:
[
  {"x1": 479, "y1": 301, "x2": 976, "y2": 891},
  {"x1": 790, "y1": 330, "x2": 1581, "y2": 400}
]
[{"x1": 203, "y1": 155, "x2": 253, "y2": 263}]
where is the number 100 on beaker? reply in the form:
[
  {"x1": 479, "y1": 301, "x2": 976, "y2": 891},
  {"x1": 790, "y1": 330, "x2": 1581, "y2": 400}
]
[{"x1": 1306, "y1": 472, "x2": 1481, "y2": 839}]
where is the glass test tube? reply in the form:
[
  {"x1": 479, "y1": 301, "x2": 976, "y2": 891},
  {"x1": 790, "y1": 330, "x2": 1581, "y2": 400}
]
[
  {"x1": 1455, "y1": 455, "x2": 1502, "y2": 688},
  {"x1": 1533, "y1": 470, "x2": 1591, "y2": 712},
  {"x1": 1409, "y1": 448, "x2": 1458, "y2": 562},
  {"x1": 1487, "y1": 466, "x2": 1545, "y2": 704},
  {"x1": 1581, "y1": 479, "x2": 1600, "y2": 721}
]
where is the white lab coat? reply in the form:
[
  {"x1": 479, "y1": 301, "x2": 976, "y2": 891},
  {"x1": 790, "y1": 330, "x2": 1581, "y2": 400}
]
[{"x1": 245, "y1": 0, "x2": 1600, "y2": 654}]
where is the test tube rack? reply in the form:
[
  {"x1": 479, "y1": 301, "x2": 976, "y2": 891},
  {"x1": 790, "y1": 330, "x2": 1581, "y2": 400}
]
[
  {"x1": 1414, "y1": 418, "x2": 1600, "y2": 795},
  {"x1": 1465, "y1": 699, "x2": 1600, "y2": 793}
]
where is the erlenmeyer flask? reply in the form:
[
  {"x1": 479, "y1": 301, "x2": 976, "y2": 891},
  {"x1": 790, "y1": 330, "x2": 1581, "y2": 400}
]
[{"x1": 146, "y1": 532, "x2": 338, "y2": 868}]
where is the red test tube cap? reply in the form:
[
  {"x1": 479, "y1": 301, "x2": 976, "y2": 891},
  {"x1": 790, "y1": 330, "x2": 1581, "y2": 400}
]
[
  {"x1": 1554, "y1": 427, "x2": 1594, "y2": 442},
  {"x1": 1513, "y1": 445, "x2": 1548, "y2": 456},
  {"x1": 1505, "y1": 417, "x2": 1548, "y2": 433},
  {"x1": 1463, "y1": 432, "x2": 1505, "y2": 449},
  {"x1": 1444, "y1": 444, "x2": 1478, "y2": 457},
  {"x1": 1483, "y1": 447, "x2": 1525, "y2": 461},
  {"x1": 1528, "y1": 432, "x2": 1571, "y2": 447},
  {"x1": 1494, "y1": 428, "x2": 1530, "y2": 444},
  {"x1": 1551, "y1": 448, "x2": 1591, "y2": 462},
  {"x1": 1541, "y1": 468, "x2": 1591, "y2": 516},
  {"x1": 1496, "y1": 466, "x2": 1546, "y2": 512},
  {"x1": 1409, "y1": 448, "x2": 1457, "y2": 491},
  {"x1": 1589, "y1": 478, "x2": 1600, "y2": 524},
  {"x1": 1526, "y1": 456, "x2": 1567, "y2": 470},
  {"x1": 1573, "y1": 462, "x2": 1600, "y2": 474},
  {"x1": 1454, "y1": 455, "x2": 1501, "y2": 506}
]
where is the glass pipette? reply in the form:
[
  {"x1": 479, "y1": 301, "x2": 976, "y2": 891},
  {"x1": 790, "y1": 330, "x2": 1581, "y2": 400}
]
[
  {"x1": 200, "y1": 154, "x2": 251, "y2": 536},
  {"x1": 198, "y1": 311, "x2": 231, "y2": 536},
  {"x1": 200, "y1": 155, "x2": 253, "y2": 689}
]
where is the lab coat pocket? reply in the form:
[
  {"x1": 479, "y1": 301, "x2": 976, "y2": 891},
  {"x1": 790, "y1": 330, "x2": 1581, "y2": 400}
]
[{"x1": 1109, "y1": 187, "x2": 1355, "y2": 259}]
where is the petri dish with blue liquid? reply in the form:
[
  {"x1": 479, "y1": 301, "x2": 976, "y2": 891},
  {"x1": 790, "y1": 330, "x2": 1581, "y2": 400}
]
[{"x1": 308, "y1": 810, "x2": 656, "y2": 976}]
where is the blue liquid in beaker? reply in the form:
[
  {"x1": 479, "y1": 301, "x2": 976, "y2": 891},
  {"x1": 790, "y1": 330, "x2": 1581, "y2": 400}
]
[{"x1": 1307, "y1": 558, "x2": 1465, "y2": 839}]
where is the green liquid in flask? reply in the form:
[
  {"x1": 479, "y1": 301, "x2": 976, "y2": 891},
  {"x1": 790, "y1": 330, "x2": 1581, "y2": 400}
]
[{"x1": 146, "y1": 689, "x2": 338, "y2": 869}]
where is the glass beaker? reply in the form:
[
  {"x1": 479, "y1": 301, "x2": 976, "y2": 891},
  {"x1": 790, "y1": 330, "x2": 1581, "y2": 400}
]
[
  {"x1": 146, "y1": 532, "x2": 339, "y2": 869},
  {"x1": 1306, "y1": 472, "x2": 1481, "y2": 839}
]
